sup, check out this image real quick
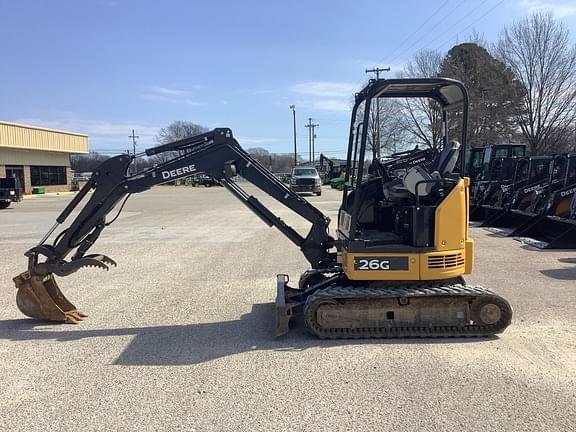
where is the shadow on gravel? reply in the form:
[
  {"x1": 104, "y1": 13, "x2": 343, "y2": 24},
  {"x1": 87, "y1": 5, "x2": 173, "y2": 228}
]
[
  {"x1": 558, "y1": 257, "x2": 576, "y2": 264},
  {"x1": 0, "y1": 303, "x2": 497, "y2": 366},
  {"x1": 536, "y1": 257, "x2": 576, "y2": 280},
  {"x1": 518, "y1": 244, "x2": 576, "y2": 252},
  {"x1": 540, "y1": 267, "x2": 576, "y2": 280}
]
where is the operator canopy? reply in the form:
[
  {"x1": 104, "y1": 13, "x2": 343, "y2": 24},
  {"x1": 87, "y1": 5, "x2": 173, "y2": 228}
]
[{"x1": 362, "y1": 78, "x2": 467, "y2": 109}]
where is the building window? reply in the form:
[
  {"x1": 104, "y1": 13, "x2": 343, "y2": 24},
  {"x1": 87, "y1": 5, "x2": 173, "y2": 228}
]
[{"x1": 31, "y1": 166, "x2": 68, "y2": 186}]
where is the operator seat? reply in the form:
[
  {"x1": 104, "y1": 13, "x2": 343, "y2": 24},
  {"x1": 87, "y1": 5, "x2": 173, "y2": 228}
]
[
  {"x1": 383, "y1": 140, "x2": 461, "y2": 199},
  {"x1": 403, "y1": 140, "x2": 461, "y2": 196}
]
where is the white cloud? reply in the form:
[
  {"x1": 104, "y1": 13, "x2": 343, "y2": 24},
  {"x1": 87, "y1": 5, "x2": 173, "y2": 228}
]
[
  {"x1": 141, "y1": 85, "x2": 204, "y2": 106},
  {"x1": 13, "y1": 116, "x2": 160, "y2": 151},
  {"x1": 519, "y1": 0, "x2": 576, "y2": 18},
  {"x1": 289, "y1": 81, "x2": 358, "y2": 112},
  {"x1": 311, "y1": 99, "x2": 351, "y2": 112},
  {"x1": 290, "y1": 81, "x2": 358, "y2": 98},
  {"x1": 148, "y1": 86, "x2": 190, "y2": 97},
  {"x1": 236, "y1": 136, "x2": 282, "y2": 145}
]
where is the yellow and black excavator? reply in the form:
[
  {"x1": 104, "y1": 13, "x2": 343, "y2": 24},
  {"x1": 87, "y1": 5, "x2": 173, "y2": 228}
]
[{"x1": 13, "y1": 78, "x2": 512, "y2": 338}]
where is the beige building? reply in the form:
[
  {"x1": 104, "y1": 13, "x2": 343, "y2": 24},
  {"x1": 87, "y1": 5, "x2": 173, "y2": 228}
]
[{"x1": 0, "y1": 121, "x2": 88, "y2": 194}]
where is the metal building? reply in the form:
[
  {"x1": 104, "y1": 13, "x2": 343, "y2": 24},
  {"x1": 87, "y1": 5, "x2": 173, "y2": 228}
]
[{"x1": 0, "y1": 121, "x2": 88, "y2": 194}]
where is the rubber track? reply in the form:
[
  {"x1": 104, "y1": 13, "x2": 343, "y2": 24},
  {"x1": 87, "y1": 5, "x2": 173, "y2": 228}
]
[{"x1": 303, "y1": 283, "x2": 512, "y2": 339}]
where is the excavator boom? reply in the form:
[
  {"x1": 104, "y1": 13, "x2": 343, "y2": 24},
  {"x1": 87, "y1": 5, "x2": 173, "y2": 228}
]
[{"x1": 14, "y1": 128, "x2": 336, "y2": 324}]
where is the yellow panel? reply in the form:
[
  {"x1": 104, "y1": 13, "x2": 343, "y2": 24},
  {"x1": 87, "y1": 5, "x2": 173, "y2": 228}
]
[
  {"x1": 343, "y1": 251, "x2": 420, "y2": 281},
  {"x1": 341, "y1": 178, "x2": 474, "y2": 283},
  {"x1": 420, "y1": 248, "x2": 467, "y2": 280},
  {"x1": 435, "y1": 178, "x2": 467, "y2": 251},
  {"x1": 555, "y1": 197, "x2": 572, "y2": 216},
  {"x1": 464, "y1": 176, "x2": 470, "y2": 240},
  {"x1": 0, "y1": 122, "x2": 88, "y2": 154},
  {"x1": 465, "y1": 239, "x2": 474, "y2": 274}
]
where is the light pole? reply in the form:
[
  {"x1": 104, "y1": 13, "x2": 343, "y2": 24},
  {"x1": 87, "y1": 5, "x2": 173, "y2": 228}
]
[{"x1": 290, "y1": 105, "x2": 297, "y2": 167}]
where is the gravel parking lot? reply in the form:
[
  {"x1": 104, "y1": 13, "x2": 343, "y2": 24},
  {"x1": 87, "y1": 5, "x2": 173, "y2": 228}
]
[{"x1": 1, "y1": 185, "x2": 575, "y2": 432}]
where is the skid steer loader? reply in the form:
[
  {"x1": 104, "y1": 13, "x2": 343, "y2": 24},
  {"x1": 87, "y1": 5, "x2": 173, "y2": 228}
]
[
  {"x1": 470, "y1": 156, "x2": 521, "y2": 221},
  {"x1": 12, "y1": 78, "x2": 512, "y2": 339},
  {"x1": 480, "y1": 156, "x2": 552, "y2": 227},
  {"x1": 507, "y1": 154, "x2": 576, "y2": 248}
]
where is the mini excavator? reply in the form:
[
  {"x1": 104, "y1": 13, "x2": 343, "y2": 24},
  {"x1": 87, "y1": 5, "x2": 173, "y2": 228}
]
[{"x1": 13, "y1": 78, "x2": 512, "y2": 338}]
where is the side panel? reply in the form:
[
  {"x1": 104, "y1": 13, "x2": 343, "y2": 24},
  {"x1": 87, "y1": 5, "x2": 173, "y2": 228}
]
[
  {"x1": 343, "y1": 249, "x2": 469, "y2": 281},
  {"x1": 343, "y1": 251, "x2": 420, "y2": 280},
  {"x1": 465, "y1": 240, "x2": 474, "y2": 274},
  {"x1": 435, "y1": 178, "x2": 467, "y2": 250},
  {"x1": 420, "y1": 248, "x2": 467, "y2": 279}
]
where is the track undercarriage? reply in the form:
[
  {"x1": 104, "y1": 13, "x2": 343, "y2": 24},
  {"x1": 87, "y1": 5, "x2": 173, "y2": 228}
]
[{"x1": 276, "y1": 273, "x2": 512, "y2": 339}]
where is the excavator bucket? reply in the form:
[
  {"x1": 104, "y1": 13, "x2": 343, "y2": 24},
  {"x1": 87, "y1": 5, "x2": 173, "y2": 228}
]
[{"x1": 12, "y1": 271, "x2": 87, "y2": 323}]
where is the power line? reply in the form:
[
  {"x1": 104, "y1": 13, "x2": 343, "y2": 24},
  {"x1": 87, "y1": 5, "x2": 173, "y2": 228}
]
[
  {"x1": 433, "y1": 0, "x2": 506, "y2": 51},
  {"x1": 418, "y1": 0, "x2": 490, "y2": 49},
  {"x1": 384, "y1": 0, "x2": 450, "y2": 62},
  {"x1": 387, "y1": 0, "x2": 468, "y2": 66}
]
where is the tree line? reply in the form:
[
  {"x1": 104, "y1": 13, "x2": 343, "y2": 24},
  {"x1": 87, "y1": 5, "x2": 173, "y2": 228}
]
[
  {"x1": 71, "y1": 120, "x2": 301, "y2": 173},
  {"x1": 369, "y1": 11, "x2": 576, "y2": 157},
  {"x1": 73, "y1": 11, "x2": 576, "y2": 174}
]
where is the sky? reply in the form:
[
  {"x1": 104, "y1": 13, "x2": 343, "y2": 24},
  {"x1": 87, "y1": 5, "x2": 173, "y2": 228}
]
[{"x1": 1, "y1": 0, "x2": 576, "y2": 159}]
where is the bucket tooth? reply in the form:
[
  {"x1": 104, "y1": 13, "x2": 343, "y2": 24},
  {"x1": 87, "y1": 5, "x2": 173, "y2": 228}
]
[{"x1": 13, "y1": 272, "x2": 86, "y2": 323}]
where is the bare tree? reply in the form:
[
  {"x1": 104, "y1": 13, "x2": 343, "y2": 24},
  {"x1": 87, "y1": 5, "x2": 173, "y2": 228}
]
[
  {"x1": 246, "y1": 148, "x2": 302, "y2": 173},
  {"x1": 156, "y1": 121, "x2": 207, "y2": 144},
  {"x1": 380, "y1": 99, "x2": 411, "y2": 154},
  {"x1": 399, "y1": 49, "x2": 444, "y2": 149},
  {"x1": 153, "y1": 121, "x2": 208, "y2": 163},
  {"x1": 466, "y1": 29, "x2": 488, "y2": 48},
  {"x1": 365, "y1": 98, "x2": 408, "y2": 158},
  {"x1": 495, "y1": 12, "x2": 576, "y2": 155},
  {"x1": 71, "y1": 152, "x2": 110, "y2": 172}
]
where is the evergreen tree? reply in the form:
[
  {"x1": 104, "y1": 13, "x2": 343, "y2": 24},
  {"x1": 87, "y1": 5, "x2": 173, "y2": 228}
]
[{"x1": 440, "y1": 43, "x2": 522, "y2": 148}]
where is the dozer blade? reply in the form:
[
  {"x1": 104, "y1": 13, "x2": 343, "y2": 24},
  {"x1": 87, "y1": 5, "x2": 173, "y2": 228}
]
[
  {"x1": 13, "y1": 272, "x2": 87, "y2": 323},
  {"x1": 275, "y1": 274, "x2": 304, "y2": 337}
]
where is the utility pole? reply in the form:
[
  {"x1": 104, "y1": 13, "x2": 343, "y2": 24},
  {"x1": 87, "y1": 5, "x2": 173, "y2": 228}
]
[
  {"x1": 365, "y1": 66, "x2": 390, "y2": 159},
  {"x1": 312, "y1": 124, "x2": 318, "y2": 165},
  {"x1": 290, "y1": 105, "x2": 297, "y2": 167},
  {"x1": 305, "y1": 118, "x2": 319, "y2": 165},
  {"x1": 128, "y1": 129, "x2": 139, "y2": 174}
]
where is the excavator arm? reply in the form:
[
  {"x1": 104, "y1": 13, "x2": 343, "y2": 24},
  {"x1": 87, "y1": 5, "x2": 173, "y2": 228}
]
[{"x1": 13, "y1": 128, "x2": 336, "y2": 323}]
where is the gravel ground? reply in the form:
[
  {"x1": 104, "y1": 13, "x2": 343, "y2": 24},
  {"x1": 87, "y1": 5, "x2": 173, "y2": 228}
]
[{"x1": 0, "y1": 185, "x2": 575, "y2": 432}]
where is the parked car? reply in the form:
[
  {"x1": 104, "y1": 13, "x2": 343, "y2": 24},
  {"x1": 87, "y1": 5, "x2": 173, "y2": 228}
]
[
  {"x1": 289, "y1": 166, "x2": 322, "y2": 196},
  {"x1": 189, "y1": 173, "x2": 221, "y2": 187},
  {"x1": 0, "y1": 177, "x2": 22, "y2": 209}
]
